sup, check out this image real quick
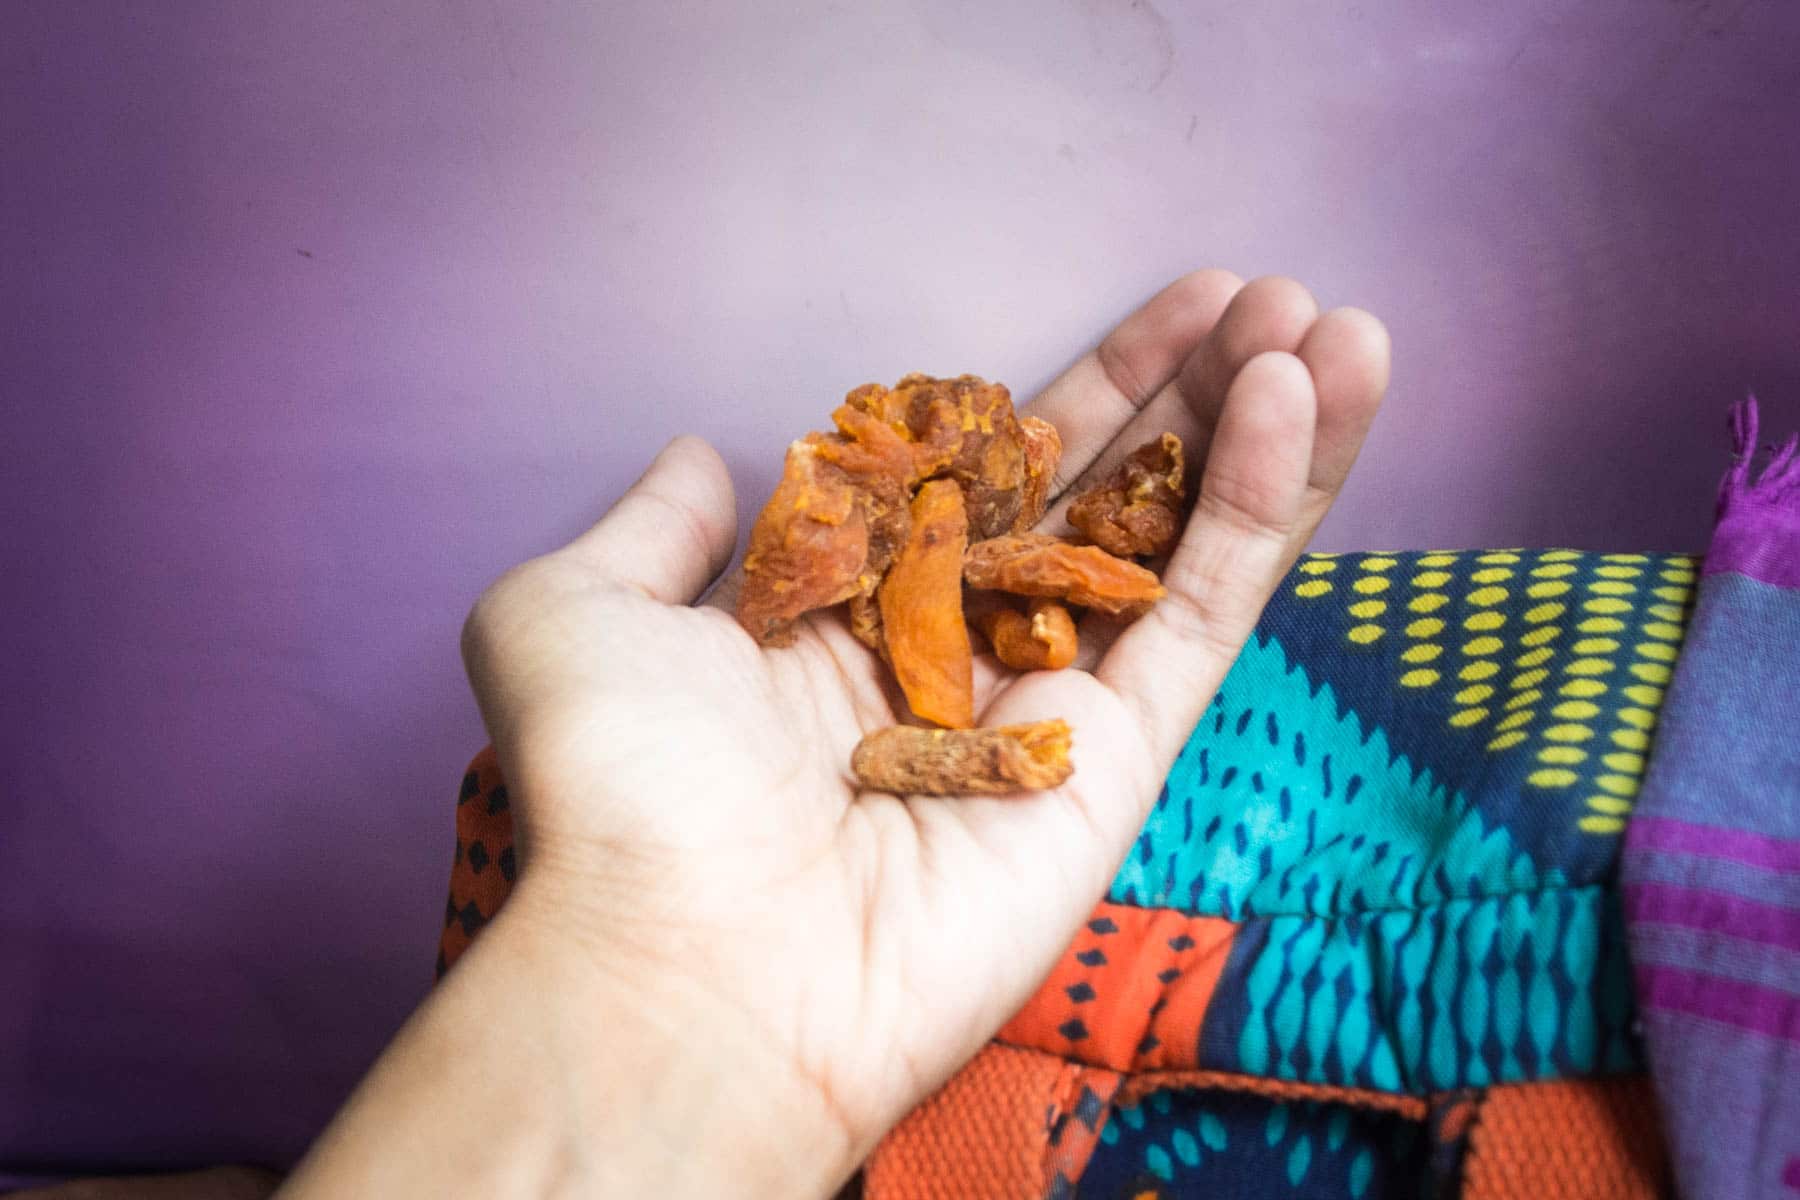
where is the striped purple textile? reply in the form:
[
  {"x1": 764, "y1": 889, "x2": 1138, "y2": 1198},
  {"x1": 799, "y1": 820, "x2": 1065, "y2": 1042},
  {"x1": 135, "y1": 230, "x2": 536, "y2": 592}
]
[
  {"x1": 1622, "y1": 398, "x2": 1800, "y2": 1198},
  {"x1": 1626, "y1": 878, "x2": 1800, "y2": 953},
  {"x1": 1631, "y1": 816, "x2": 1800, "y2": 872}
]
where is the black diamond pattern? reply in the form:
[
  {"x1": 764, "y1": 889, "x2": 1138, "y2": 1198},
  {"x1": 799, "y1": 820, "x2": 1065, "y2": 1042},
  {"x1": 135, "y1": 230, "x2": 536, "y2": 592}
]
[
  {"x1": 1075, "y1": 949, "x2": 1107, "y2": 967},
  {"x1": 498, "y1": 845, "x2": 517, "y2": 882},
  {"x1": 1065, "y1": 981, "x2": 1096, "y2": 1003},
  {"x1": 1072, "y1": 1086, "x2": 1103, "y2": 1130},
  {"x1": 466, "y1": 840, "x2": 490, "y2": 874},
  {"x1": 458, "y1": 771, "x2": 479, "y2": 805},
  {"x1": 1057, "y1": 1018, "x2": 1089, "y2": 1041},
  {"x1": 487, "y1": 785, "x2": 510, "y2": 815},
  {"x1": 1087, "y1": 916, "x2": 1119, "y2": 934}
]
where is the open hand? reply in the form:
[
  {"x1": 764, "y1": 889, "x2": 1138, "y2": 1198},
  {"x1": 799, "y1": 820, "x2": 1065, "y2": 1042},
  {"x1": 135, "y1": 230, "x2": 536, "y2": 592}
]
[{"x1": 286, "y1": 272, "x2": 1389, "y2": 1199}]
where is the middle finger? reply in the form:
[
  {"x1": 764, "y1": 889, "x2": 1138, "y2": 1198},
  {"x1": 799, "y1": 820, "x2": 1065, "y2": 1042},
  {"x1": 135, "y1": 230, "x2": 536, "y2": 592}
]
[{"x1": 1038, "y1": 276, "x2": 1321, "y2": 537}]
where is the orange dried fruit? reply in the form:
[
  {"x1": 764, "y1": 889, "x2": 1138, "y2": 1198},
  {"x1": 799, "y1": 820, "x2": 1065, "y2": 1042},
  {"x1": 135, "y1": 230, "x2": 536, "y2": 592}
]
[
  {"x1": 735, "y1": 371, "x2": 1187, "y2": 796},
  {"x1": 737, "y1": 406, "x2": 915, "y2": 646},
  {"x1": 1067, "y1": 432, "x2": 1187, "y2": 558},
  {"x1": 978, "y1": 598, "x2": 1078, "y2": 671},
  {"x1": 964, "y1": 533, "x2": 1166, "y2": 616},
  {"x1": 846, "y1": 374, "x2": 1030, "y2": 539},
  {"x1": 1013, "y1": 416, "x2": 1063, "y2": 533},
  {"x1": 851, "y1": 720, "x2": 1073, "y2": 795},
  {"x1": 735, "y1": 438, "x2": 872, "y2": 646},
  {"x1": 879, "y1": 480, "x2": 975, "y2": 729}
]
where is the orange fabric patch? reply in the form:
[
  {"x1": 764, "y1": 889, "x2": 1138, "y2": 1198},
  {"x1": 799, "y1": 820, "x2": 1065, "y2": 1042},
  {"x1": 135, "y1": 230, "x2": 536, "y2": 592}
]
[
  {"x1": 863, "y1": 1042, "x2": 1120, "y2": 1200},
  {"x1": 997, "y1": 901, "x2": 1235, "y2": 1073},
  {"x1": 439, "y1": 746, "x2": 513, "y2": 972},
  {"x1": 1461, "y1": 1075, "x2": 1670, "y2": 1199}
]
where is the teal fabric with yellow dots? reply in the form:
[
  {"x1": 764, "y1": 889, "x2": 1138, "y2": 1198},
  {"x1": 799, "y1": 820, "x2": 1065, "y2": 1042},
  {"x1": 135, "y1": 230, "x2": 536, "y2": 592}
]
[{"x1": 1104, "y1": 550, "x2": 1694, "y2": 1097}]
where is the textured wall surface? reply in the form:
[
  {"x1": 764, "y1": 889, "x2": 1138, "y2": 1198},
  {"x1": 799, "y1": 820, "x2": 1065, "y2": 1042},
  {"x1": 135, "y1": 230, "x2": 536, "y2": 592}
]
[{"x1": 4, "y1": 0, "x2": 1798, "y2": 1173}]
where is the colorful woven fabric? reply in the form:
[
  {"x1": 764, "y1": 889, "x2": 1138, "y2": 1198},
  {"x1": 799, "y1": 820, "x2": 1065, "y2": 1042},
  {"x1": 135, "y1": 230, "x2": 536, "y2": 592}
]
[
  {"x1": 963, "y1": 545, "x2": 1691, "y2": 1128},
  {"x1": 870, "y1": 1061, "x2": 1667, "y2": 1199},
  {"x1": 863, "y1": 1043, "x2": 1121, "y2": 1199},
  {"x1": 1459, "y1": 1076, "x2": 1668, "y2": 1199},
  {"x1": 1620, "y1": 399, "x2": 1800, "y2": 1198},
  {"x1": 884, "y1": 547, "x2": 1682, "y2": 1195},
  {"x1": 430, "y1": 406, "x2": 1800, "y2": 1194},
  {"x1": 1075, "y1": 1080, "x2": 1434, "y2": 1198}
]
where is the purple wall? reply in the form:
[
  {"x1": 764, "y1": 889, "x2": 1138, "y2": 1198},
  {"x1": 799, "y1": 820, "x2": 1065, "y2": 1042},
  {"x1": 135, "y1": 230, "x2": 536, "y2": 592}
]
[{"x1": 5, "y1": 0, "x2": 1799, "y2": 1175}]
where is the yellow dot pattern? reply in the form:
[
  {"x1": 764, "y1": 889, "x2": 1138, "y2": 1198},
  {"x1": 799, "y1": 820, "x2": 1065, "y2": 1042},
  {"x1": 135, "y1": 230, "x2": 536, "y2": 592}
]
[
  {"x1": 1570, "y1": 559, "x2": 1693, "y2": 833},
  {"x1": 1288, "y1": 549, "x2": 1697, "y2": 839},
  {"x1": 1398, "y1": 555, "x2": 1451, "y2": 691}
]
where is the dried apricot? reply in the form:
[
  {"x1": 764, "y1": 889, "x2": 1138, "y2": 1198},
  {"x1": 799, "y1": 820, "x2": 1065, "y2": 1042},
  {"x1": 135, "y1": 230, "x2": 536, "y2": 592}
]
[
  {"x1": 978, "y1": 599, "x2": 1078, "y2": 671},
  {"x1": 1013, "y1": 416, "x2": 1063, "y2": 533},
  {"x1": 735, "y1": 438, "x2": 871, "y2": 646},
  {"x1": 964, "y1": 533, "x2": 1165, "y2": 616},
  {"x1": 879, "y1": 480, "x2": 974, "y2": 728},
  {"x1": 738, "y1": 406, "x2": 916, "y2": 646},
  {"x1": 851, "y1": 720, "x2": 1073, "y2": 795},
  {"x1": 1067, "y1": 432, "x2": 1187, "y2": 557},
  {"x1": 846, "y1": 374, "x2": 1029, "y2": 538},
  {"x1": 819, "y1": 404, "x2": 917, "y2": 596}
]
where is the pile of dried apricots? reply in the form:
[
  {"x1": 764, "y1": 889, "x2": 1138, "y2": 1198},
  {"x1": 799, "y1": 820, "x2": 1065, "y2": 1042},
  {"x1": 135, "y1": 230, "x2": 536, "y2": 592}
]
[{"x1": 735, "y1": 374, "x2": 1188, "y2": 796}]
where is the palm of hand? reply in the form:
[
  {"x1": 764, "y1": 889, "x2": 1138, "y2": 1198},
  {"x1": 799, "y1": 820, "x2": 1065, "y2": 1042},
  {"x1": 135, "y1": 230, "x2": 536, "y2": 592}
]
[
  {"x1": 477, "y1": 562, "x2": 1166, "y2": 1134},
  {"x1": 459, "y1": 272, "x2": 1389, "y2": 1165}
]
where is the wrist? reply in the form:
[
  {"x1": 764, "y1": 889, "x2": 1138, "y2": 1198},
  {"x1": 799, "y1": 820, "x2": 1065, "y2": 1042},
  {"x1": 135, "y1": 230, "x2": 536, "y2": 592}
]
[
  {"x1": 492, "y1": 876, "x2": 860, "y2": 1198},
  {"x1": 284, "y1": 873, "x2": 856, "y2": 1199}
]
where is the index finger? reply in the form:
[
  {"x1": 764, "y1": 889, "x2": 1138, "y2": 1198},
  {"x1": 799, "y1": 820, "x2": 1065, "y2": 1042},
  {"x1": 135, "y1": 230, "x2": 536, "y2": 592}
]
[{"x1": 1097, "y1": 351, "x2": 1319, "y2": 763}]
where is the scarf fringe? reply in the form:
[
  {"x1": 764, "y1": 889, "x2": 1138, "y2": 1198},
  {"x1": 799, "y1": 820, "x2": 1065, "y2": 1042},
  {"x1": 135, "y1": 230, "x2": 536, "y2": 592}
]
[{"x1": 1720, "y1": 396, "x2": 1800, "y2": 517}]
